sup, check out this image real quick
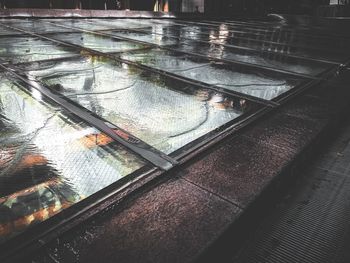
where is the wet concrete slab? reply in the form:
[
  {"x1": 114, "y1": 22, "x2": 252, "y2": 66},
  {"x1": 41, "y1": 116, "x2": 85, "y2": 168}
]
[
  {"x1": 242, "y1": 112, "x2": 327, "y2": 153},
  {"x1": 30, "y1": 179, "x2": 241, "y2": 263},
  {"x1": 180, "y1": 135, "x2": 293, "y2": 208}
]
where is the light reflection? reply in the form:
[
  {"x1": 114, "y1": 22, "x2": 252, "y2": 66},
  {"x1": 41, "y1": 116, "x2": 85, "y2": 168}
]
[
  {"x1": 209, "y1": 24, "x2": 230, "y2": 59},
  {"x1": 25, "y1": 57, "x2": 243, "y2": 154},
  {"x1": 121, "y1": 50, "x2": 297, "y2": 100},
  {"x1": 31, "y1": 88, "x2": 42, "y2": 102},
  {"x1": 0, "y1": 80, "x2": 145, "y2": 242}
]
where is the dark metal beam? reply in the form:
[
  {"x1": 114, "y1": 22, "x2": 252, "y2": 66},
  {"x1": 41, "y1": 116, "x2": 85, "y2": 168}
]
[{"x1": 0, "y1": 61, "x2": 177, "y2": 171}]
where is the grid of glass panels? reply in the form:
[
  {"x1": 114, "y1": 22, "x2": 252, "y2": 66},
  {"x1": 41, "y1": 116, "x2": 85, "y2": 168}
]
[
  {"x1": 0, "y1": 76, "x2": 146, "y2": 243},
  {"x1": 0, "y1": 16, "x2": 346, "y2": 246}
]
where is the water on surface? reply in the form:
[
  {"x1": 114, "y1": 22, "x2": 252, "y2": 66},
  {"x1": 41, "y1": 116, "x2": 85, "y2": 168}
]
[
  {"x1": 0, "y1": 36, "x2": 77, "y2": 63},
  {"x1": 121, "y1": 49, "x2": 302, "y2": 100},
  {"x1": 109, "y1": 30, "x2": 179, "y2": 46},
  {"x1": 0, "y1": 77, "x2": 145, "y2": 243},
  {"x1": 39, "y1": 19, "x2": 111, "y2": 31},
  {"x1": 0, "y1": 19, "x2": 78, "y2": 34},
  {"x1": 101, "y1": 26, "x2": 331, "y2": 75},
  {"x1": 175, "y1": 41, "x2": 333, "y2": 74},
  {"x1": 24, "y1": 56, "x2": 247, "y2": 154},
  {"x1": 50, "y1": 32, "x2": 147, "y2": 53}
]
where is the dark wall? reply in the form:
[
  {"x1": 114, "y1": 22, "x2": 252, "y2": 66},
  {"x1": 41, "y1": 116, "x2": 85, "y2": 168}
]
[
  {"x1": 0, "y1": 0, "x2": 331, "y2": 14},
  {"x1": 205, "y1": 0, "x2": 331, "y2": 16},
  {"x1": 3, "y1": 0, "x2": 50, "y2": 8},
  {"x1": 129, "y1": 0, "x2": 153, "y2": 11}
]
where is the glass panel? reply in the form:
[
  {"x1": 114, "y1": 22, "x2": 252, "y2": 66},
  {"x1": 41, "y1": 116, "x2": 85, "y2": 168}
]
[
  {"x1": 0, "y1": 19, "x2": 78, "y2": 34},
  {"x1": 49, "y1": 32, "x2": 147, "y2": 53},
  {"x1": 177, "y1": 38, "x2": 346, "y2": 63},
  {"x1": 24, "y1": 56, "x2": 251, "y2": 154},
  {"x1": 107, "y1": 30, "x2": 179, "y2": 46},
  {"x1": 0, "y1": 35, "x2": 77, "y2": 63},
  {"x1": 88, "y1": 19, "x2": 156, "y2": 29},
  {"x1": 40, "y1": 19, "x2": 111, "y2": 31},
  {"x1": 0, "y1": 26, "x2": 20, "y2": 36},
  {"x1": 170, "y1": 41, "x2": 330, "y2": 75},
  {"x1": 120, "y1": 48, "x2": 302, "y2": 100},
  {"x1": 0, "y1": 77, "x2": 146, "y2": 243}
]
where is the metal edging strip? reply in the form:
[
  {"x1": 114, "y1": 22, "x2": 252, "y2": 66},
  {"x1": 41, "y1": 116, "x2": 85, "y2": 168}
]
[{"x1": 0, "y1": 62, "x2": 177, "y2": 171}]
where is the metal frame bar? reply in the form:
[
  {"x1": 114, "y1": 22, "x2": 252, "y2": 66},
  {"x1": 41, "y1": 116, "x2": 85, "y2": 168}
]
[{"x1": 0, "y1": 62, "x2": 177, "y2": 171}]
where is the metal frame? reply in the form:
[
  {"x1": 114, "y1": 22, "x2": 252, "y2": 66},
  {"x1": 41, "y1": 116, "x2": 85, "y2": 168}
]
[{"x1": 0, "y1": 62, "x2": 177, "y2": 170}]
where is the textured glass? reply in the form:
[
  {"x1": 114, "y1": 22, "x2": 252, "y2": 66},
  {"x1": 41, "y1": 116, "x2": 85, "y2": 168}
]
[
  {"x1": 0, "y1": 26, "x2": 20, "y2": 36},
  {"x1": 0, "y1": 77, "x2": 145, "y2": 243},
  {"x1": 0, "y1": 19, "x2": 78, "y2": 34},
  {"x1": 174, "y1": 41, "x2": 330, "y2": 75},
  {"x1": 50, "y1": 32, "x2": 147, "y2": 53},
  {"x1": 87, "y1": 19, "x2": 155, "y2": 29},
  {"x1": 101, "y1": 25, "x2": 333, "y2": 75},
  {"x1": 43, "y1": 19, "x2": 112, "y2": 31},
  {"x1": 108, "y1": 30, "x2": 179, "y2": 46},
  {"x1": 121, "y1": 49, "x2": 302, "y2": 100},
  {"x1": 25, "y1": 56, "x2": 246, "y2": 154},
  {"x1": 0, "y1": 36, "x2": 77, "y2": 63}
]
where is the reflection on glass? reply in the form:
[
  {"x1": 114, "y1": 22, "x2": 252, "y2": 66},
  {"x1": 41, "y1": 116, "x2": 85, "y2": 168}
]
[
  {"x1": 0, "y1": 26, "x2": 20, "y2": 36},
  {"x1": 100, "y1": 22, "x2": 331, "y2": 76},
  {"x1": 25, "y1": 56, "x2": 247, "y2": 154},
  {"x1": 0, "y1": 36, "x2": 77, "y2": 63},
  {"x1": 107, "y1": 25, "x2": 179, "y2": 46},
  {"x1": 42, "y1": 19, "x2": 111, "y2": 31},
  {"x1": 121, "y1": 49, "x2": 301, "y2": 100},
  {"x1": 0, "y1": 78, "x2": 145, "y2": 243},
  {"x1": 174, "y1": 40, "x2": 330, "y2": 75},
  {"x1": 89, "y1": 19, "x2": 156, "y2": 29},
  {"x1": 0, "y1": 19, "x2": 77, "y2": 34},
  {"x1": 51, "y1": 32, "x2": 147, "y2": 53}
]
